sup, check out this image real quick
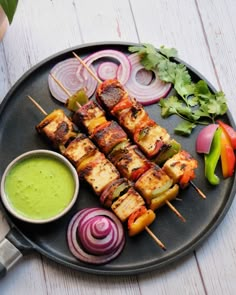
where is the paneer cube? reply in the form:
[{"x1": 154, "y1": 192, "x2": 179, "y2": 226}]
[
  {"x1": 63, "y1": 133, "x2": 96, "y2": 166},
  {"x1": 135, "y1": 166, "x2": 173, "y2": 203},
  {"x1": 77, "y1": 150, "x2": 120, "y2": 195},
  {"x1": 36, "y1": 109, "x2": 75, "y2": 148},
  {"x1": 111, "y1": 187, "x2": 145, "y2": 222},
  {"x1": 163, "y1": 150, "x2": 198, "y2": 185}
]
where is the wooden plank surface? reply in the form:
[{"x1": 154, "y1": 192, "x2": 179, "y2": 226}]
[{"x1": 0, "y1": 0, "x2": 236, "y2": 294}]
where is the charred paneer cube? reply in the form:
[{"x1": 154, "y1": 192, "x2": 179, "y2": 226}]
[
  {"x1": 36, "y1": 109, "x2": 76, "y2": 149},
  {"x1": 134, "y1": 120, "x2": 170, "y2": 158},
  {"x1": 72, "y1": 100, "x2": 107, "y2": 134},
  {"x1": 63, "y1": 133, "x2": 97, "y2": 166},
  {"x1": 91, "y1": 120, "x2": 128, "y2": 155},
  {"x1": 77, "y1": 150, "x2": 120, "y2": 195},
  {"x1": 111, "y1": 187, "x2": 145, "y2": 222},
  {"x1": 134, "y1": 165, "x2": 173, "y2": 203},
  {"x1": 163, "y1": 150, "x2": 198, "y2": 188},
  {"x1": 108, "y1": 144, "x2": 151, "y2": 182}
]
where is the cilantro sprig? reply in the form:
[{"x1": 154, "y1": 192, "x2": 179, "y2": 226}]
[{"x1": 128, "y1": 44, "x2": 228, "y2": 135}]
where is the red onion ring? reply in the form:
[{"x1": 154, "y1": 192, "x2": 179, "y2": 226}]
[
  {"x1": 117, "y1": 53, "x2": 172, "y2": 105},
  {"x1": 136, "y1": 69, "x2": 153, "y2": 85},
  {"x1": 48, "y1": 58, "x2": 97, "y2": 103},
  {"x1": 97, "y1": 62, "x2": 118, "y2": 81},
  {"x1": 76, "y1": 49, "x2": 131, "y2": 85},
  {"x1": 67, "y1": 208, "x2": 125, "y2": 264}
]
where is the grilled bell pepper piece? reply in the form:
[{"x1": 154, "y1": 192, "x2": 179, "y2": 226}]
[
  {"x1": 204, "y1": 127, "x2": 222, "y2": 185},
  {"x1": 150, "y1": 184, "x2": 179, "y2": 211},
  {"x1": 220, "y1": 127, "x2": 235, "y2": 178},
  {"x1": 66, "y1": 88, "x2": 88, "y2": 111},
  {"x1": 128, "y1": 206, "x2": 156, "y2": 236},
  {"x1": 111, "y1": 94, "x2": 133, "y2": 114},
  {"x1": 217, "y1": 120, "x2": 236, "y2": 149},
  {"x1": 154, "y1": 139, "x2": 181, "y2": 165}
]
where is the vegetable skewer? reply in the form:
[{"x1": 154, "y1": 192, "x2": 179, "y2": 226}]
[
  {"x1": 50, "y1": 73, "x2": 186, "y2": 222},
  {"x1": 72, "y1": 51, "x2": 206, "y2": 199},
  {"x1": 27, "y1": 95, "x2": 166, "y2": 250}
]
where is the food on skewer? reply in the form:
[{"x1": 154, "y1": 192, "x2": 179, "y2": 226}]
[
  {"x1": 72, "y1": 99, "x2": 184, "y2": 221},
  {"x1": 31, "y1": 99, "x2": 165, "y2": 251}
]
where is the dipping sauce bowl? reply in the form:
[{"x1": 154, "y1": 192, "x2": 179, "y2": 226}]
[{"x1": 0, "y1": 150, "x2": 79, "y2": 223}]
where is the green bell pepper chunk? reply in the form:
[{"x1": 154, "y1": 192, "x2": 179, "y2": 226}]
[
  {"x1": 204, "y1": 127, "x2": 222, "y2": 185},
  {"x1": 66, "y1": 88, "x2": 88, "y2": 112},
  {"x1": 154, "y1": 139, "x2": 181, "y2": 165}
]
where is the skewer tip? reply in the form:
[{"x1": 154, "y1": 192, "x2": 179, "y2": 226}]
[
  {"x1": 190, "y1": 181, "x2": 206, "y2": 199},
  {"x1": 145, "y1": 226, "x2": 166, "y2": 251}
]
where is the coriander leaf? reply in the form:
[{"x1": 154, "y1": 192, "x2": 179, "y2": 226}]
[
  {"x1": 128, "y1": 46, "x2": 147, "y2": 54},
  {"x1": 159, "y1": 96, "x2": 179, "y2": 117},
  {"x1": 159, "y1": 46, "x2": 178, "y2": 58},
  {"x1": 194, "y1": 80, "x2": 211, "y2": 98},
  {"x1": 157, "y1": 60, "x2": 176, "y2": 83},
  {"x1": 187, "y1": 96, "x2": 199, "y2": 107},
  {"x1": 174, "y1": 121, "x2": 196, "y2": 135},
  {"x1": 215, "y1": 91, "x2": 228, "y2": 115},
  {"x1": 192, "y1": 109, "x2": 211, "y2": 119},
  {"x1": 141, "y1": 53, "x2": 160, "y2": 70}
]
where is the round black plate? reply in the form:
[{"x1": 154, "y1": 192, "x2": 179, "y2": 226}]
[{"x1": 0, "y1": 42, "x2": 235, "y2": 275}]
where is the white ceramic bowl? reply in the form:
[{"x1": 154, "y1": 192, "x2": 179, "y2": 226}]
[{"x1": 1, "y1": 149, "x2": 79, "y2": 223}]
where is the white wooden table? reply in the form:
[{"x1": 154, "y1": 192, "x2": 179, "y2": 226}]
[{"x1": 1, "y1": 1, "x2": 236, "y2": 294}]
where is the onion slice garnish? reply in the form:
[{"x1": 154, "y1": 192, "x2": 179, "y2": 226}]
[
  {"x1": 76, "y1": 49, "x2": 131, "y2": 85},
  {"x1": 117, "y1": 53, "x2": 172, "y2": 105},
  {"x1": 48, "y1": 58, "x2": 97, "y2": 103},
  {"x1": 196, "y1": 124, "x2": 219, "y2": 154},
  {"x1": 97, "y1": 62, "x2": 118, "y2": 81},
  {"x1": 67, "y1": 208, "x2": 125, "y2": 264}
]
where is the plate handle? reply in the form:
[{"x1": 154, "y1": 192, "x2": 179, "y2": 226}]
[{"x1": 0, "y1": 227, "x2": 33, "y2": 278}]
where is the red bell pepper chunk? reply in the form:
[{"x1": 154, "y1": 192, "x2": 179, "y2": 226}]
[
  {"x1": 217, "y1": 120, "x2": 236, "y2": 150},
  {"x1": 130, "y1": 162, "x2": 151, "y2": 181},
  {"x1": 111, "y1": 95, "x2": 133, "y2": 114},
  {"x1": 220, "y1": 126, "x2": 235, "y2": 178}
]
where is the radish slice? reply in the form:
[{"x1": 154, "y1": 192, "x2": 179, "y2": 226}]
[
  {"x1": 76, "y1": 50, "x2": 131, "y2": 85},
  {"x1": 97, "y1": 62, "x2": 118, "y2": 80},
  {"x1": 67, "y1": 208, "x2": 125, "y2": 264},
  {"x1": 48, "y1": 58, "x2": 97, "y2": 103},
  {"x1": 117, "y1": 53, "x2": 172, "y2": 105},
  {"x1": 196, "y1": 124, "x2": 219, "y2": 154}
]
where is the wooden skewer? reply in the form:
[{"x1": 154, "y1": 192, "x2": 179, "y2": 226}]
[
  {"x1": 27, "y1": 95, "x2": 166, "y2": 250},
  {"x1": 145, "y1": 226, "x2": 166, "y2": 251},
  {"x1": 49, "y1": 73, "x2": 72, "y2": 97},
  {"x1": 72, "y1": 52, "x2": 102, "y2": 84},
  {"x1": 190, "y1": 181, "x2": 206, "y2": 199}
]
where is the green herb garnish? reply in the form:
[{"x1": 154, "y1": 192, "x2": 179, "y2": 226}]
[{"x1": 128, "y1": 43, "x2": 227, "y2": 135}]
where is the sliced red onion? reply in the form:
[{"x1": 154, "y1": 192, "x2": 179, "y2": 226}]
[
  {"x1": 76, "y1": 50, "x2": 131, "y2": 85},
  {"x1": 48, "y1": 58, "x2": 97, "y2": 103},
  {"x1": 196, "y1": 124, "x2": 219, "y2": 154},
  {"x1": 117, "y1": 53, "x2": 172, "y2": 105},
  {"x1": 67, "y1": 208, "x2": 125, "y2": 264},
  {"x1": 136, "y1": 69, "x2": 153, "y2": 85},
  {"x1": 97, "y1": 62, "x2": 118, "y2": 81}
]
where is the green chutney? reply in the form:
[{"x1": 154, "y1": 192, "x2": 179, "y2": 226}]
[{"x1": 4, "y1": 155, "x2": 75, "y2": 220}]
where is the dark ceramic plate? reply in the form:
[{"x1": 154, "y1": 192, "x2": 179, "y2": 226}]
[{"x1": 0, "y1": 42, "x2": 235, "y2": 275}]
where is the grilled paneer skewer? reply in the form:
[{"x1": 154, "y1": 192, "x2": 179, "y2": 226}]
[
  {"x1": 96, "y1": 79, "x2": 183, "y2": 163},
  {"x1": 72, "y1": 101, "x2": 180, "y2": 212},
  {"x1": 36, "y1": 109, "x2": 156, "y2": 237},
  {"x1": 95, "y1": 79, "x2": 198, "y2": 188}
]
